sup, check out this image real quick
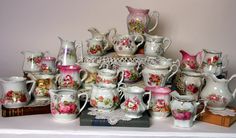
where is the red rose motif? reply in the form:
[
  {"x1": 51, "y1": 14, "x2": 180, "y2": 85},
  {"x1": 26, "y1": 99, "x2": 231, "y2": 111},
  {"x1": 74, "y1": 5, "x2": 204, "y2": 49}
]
[
  {"x1": 33, "y1": 57, "x2": 42, "y2": 64},
  {"x1": 90, "y1": 99, "x2": 97, "y2": 107},
  {"x1": 113, "y1": 96, "x2": 119, "y2": 104},
  {"x1": 186, "y1": 84, "x2": 199, "y2": 94},
  {"x1": 98, "y1": 96, "x2": 104, "y2": 102},
  {"x1": 6, "y1": 90, "x2": 14, "y2": 97},
  {"x1": 19, "y1": 95, "x2": 27, "y2": 102},
  {"x1": 213, "y1": 56, "x2": 219, "y2": 63},
  {"x1": 124, "y1": 70, "x2": 131, "y2": 79}
]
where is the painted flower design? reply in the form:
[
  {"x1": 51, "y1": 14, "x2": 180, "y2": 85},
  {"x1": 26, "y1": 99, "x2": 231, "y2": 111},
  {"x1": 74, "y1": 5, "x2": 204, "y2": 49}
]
[
  {"x1": 148, "y1": 74, "x2": 161, "y2": 86},
  {"x1": 186, "y1": 84, "x2": 199, "y2": 94},
  {"x1": 90, "y1": 99, "x2": 97, "y2": 107},
  {"x1": 61, "y1": 75, "x2": 79, "y2": 89},
  {"x1": 207, "y1": 94, "x2": 227, "y2": 104},
  {"x1": 181, "y1": 60, "x2": 198, "y2": 70},
  {"x1": 88, "y1": 44, "x2": 102, "y2": 55},
  {"x1": 207, "y1": 56, "x2": 219, "y2": 65},
  {"x1": 124, "y1": 96, "x2": 140, "y2": 111},
  {"x1": 96, "y1": 76, "x2": 117, "y2": 84},
  {"x1": 27, "y1": 56, "x2": 42, "y2": 64},
  {"x1": 128, "y1": 19, "x2": 145, "y2": 34},
  {"x1": 124, "y1": 69, "x2": 139, "y2": 81},
  {"x1": 4, "y1": 90, "x2": 27, "y2": 103},
  {"x1": 56, "y1": 101, "x2": 77, "y2": 114},
  {"x1": 59, "y1": 48, "x2": 76, "y2": 59},
  {"x1": 172, "y1": 109, "x2": 192, "y2": 120},
  {"x1": 90, "y1": 96, "x2": 114, "y2": 108}
]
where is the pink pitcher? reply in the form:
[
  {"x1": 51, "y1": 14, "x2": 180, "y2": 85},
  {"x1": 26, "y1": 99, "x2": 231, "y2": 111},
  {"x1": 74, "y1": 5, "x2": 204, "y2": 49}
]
[
  {"x1": 126, "y1": 6, "x2": 159, "y2": 36},
  {"x1": 179, "y1": 50, "x2": 202, "y2": 71}
]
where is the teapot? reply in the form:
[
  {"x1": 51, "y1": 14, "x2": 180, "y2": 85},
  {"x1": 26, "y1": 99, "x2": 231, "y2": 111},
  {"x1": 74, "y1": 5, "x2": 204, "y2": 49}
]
[
  {"x1": 0, "y1": 76, "x2": 36, "y2": 108},
  {"x1": 200, "y1": 73, "x2": 236, "y2": 110},
  {"x1": 88, "y1": 27, "x2": 117, "y2": 51}
]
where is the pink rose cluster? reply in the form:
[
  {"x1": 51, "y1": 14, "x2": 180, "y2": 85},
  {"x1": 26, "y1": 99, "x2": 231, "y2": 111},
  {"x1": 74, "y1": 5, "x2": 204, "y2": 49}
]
[
  {"x1": 58, "y1": 102, "x2": 77, "y2": 114},
  {"x1": 172, "y1": 110, "x2": 192, "y2": 120}
]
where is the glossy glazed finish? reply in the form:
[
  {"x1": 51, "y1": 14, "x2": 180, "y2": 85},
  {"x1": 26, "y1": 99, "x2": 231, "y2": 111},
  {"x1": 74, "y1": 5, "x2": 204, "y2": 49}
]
[
  {"x1": 126, "y1": 6, "x2": 159, "y2": 35},
  {"x1": 142, "y1": 61, "x2": 179, "y2": 87},
  {"x1": 170, "y1": 91, "x2": 204, "y2": 128},
  {"x1": 179, "y1": 50, "x2": 202, "y2": 71},
  {"x1": 57, "y1": 37, "x2": 80, "y2": 66},
  {"x1": 21, "y1": 51, "x2": 45, "y2": 73},
  {"x1": 145, "y1": 86, "x2": 171, "y2": 119},
  {"x1": 175, "y1": 71, "x2": 204, "y2": 101},
  {"x1": 120, "y1": 86, "x2": 151, "y2": 118},
  {"x1": 0, "y1": 76, "x2": 36, "y2": 108},
  {"x1": 87, "y1": 37, "x2": 109, "y2": 56},
  {"x1": 88, "y1": 27, "x2": 117, "y2": 51},
  {"x1": 57, "y1": 65, "x2": 88, "y2": 90},
  {"x1": 144, "y1": 34, "x2": 171, "y2": 57},
  {"x1": 200, "y1": 73, "x2": 236, "y2": 110},
  {"x1": 90, "y1": 84, "x2": 120, "y2": 111},
  {"x1": 112, "y1": 34, "x2": 144, "y2": 56},
  {"x1": 49, "y1": 89, "x2": 88, "y2": 122}
]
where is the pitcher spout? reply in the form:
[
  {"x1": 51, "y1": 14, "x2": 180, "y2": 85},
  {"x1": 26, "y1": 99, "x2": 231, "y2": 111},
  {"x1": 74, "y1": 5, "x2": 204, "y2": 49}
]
[{"x1": 88, "y1": 27, "x2": 101, "y2": 38}]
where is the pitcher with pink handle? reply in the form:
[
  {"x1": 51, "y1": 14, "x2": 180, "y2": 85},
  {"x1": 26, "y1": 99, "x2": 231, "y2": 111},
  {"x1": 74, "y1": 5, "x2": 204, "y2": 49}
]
[{"x1": 179, "y1": 50, "x2": 202, "y2": 71}]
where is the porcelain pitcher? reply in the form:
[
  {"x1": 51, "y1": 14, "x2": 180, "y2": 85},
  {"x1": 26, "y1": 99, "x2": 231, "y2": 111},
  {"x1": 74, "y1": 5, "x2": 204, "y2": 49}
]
[
  {"x1": 179, "y1": 50, "x2": 202, "y2": 71},
  {"x1": 21, "y1": 51, "x2": 46, "y2": 73},
  {"x1": 90, "y1": 84, "x2": 121, "y2": 111},
  {"x1": 126, "y1": 6, "x2": 159, "y2": 35},
  {"x1": 144, "y1": 34, "x2": 171, "y2": 57},
  {"x1": 86, "y1": 37, "x2": 109, "y2": 56},
  {"x1": 88, "y1": 27, "x2": 117, "y2": 51},
  {"x1": 120, "y1": 86, "x2": 151, "y2": 118},
  {"x1": 57, "y1": 65, "x2": 88, "y2": 90},
  {"x1": 0, "y1": 76, "x2": 36, "y2": 108},
  {"x1": 49, "y1": 89, "x2": 88, "y2": 122},
  {"x1": 170, "y1": 91, "x2": 206, "y2": 128},
  {"x1": 57, "y1": 37, "x2": 81, "y2": 65},
  {"x1": 145, "y1": 86, "x2": 171, "y2": 119},
  {"x1": 200, "y1": 73, "x2": 236, "y2": 110}
]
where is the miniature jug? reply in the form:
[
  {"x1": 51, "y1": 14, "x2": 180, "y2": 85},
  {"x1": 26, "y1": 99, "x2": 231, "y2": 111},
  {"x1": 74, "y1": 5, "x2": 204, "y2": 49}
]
[
  {"x1": 86, "y1": 37, "x2": 109, "y2": 56},
  {"x1": 96, "y1": 68, "x2": 124, "y2": 87},
  {"x1": 179, "y1": 50, "x2": 202, "y2": 71},
  {"x1": 0, "y1": 76, "x2": 36, "y2": 108},
  {"x1": 21, "y1": 51, "x2": 46, "y2": 73},
  {"x1": 115, "y1": 61, "x2": 141, "y2": 83},
  {"x1": 144, "y1": 34, "x2": 171, "y2": 57},
  {"x1": 201, "y1": 49, "x2": 228, "y2": 76},
  {"x1": 142, "y1": 60, "x2": 179, "y2": 87},
  {"x1": 79, "y1": 62, "x2": 101, "y2": 89},
  {"x1": 90, "y1": 84, "x2": 121, "y2": 111},
  {"x1": 88, "y1": 27, "x2": 117, "y2": 51},
  {"x1": 112, "y1": 34, "x2": 144, "y2": 56},
  {"x1": 200, "y1": 73, "x2": 236, "y2": 110},
  {"x1": 145, "y1": 86, "x2": 171, "y2": 119},
  {"x1": 27, "y1": 73, "x2": 56, "y2": 100},
  {"x1": 126, "y1": 6, "x2": 159, "y2": 35},
  {"x1": 56, "y1": 65, "x2": 88, "y2": 90},
  {"x1": 57, "y1": 37, "x2": 81, "y2": 65},
  {"x1": 49, "y1": 89, "x2": 88, "y2": 122},
  {"x1": 174, "y1": 71, "x2": 204, "y2": 101},
  {"x1": 120, "y1": 86, "x2": 151, "y2": 118},
  {"x1": 170, "y1": 91, "x2": 206, "y2": 128}
]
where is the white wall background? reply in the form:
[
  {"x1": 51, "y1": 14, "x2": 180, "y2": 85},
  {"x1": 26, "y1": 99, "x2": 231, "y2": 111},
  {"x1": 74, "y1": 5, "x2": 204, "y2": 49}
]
[{"x1": 0, "y1": 0, "x2": 235, "y2": 82}]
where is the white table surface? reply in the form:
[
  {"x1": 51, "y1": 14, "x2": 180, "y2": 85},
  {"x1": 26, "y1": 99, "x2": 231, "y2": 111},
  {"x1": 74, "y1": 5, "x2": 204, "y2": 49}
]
[{"x1": 0, "y1": 113, "x2": 236, "y2": 138}]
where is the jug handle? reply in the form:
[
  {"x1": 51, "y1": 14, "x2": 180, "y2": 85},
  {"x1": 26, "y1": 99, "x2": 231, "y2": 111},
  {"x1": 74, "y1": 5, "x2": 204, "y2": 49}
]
[
  {"x1": 143, "y1": 91, "x2": 152, "y2": 109},
  {"x1": 117, "y1": 82, "x2": 127, "y2": 100},
  {"x1": 148, "y1": 11, "x2": 159, "y2": 33},
  {"x1": 196, "y1": 51, "x2": 203, "y2": 65},
  {"x1": 102, "y1": 39, "x2": 109, "y2": 51},
  {"x1": 134, "y1": 34, "x2": 144, "y2": 47},
  {"x1": 77, "y1": 92, "x2": 89, "y2": 114},
  {"x1": 193, "y1": 100, "x2": 207, "y2": 121},
  {"x1": 167, "y1": 64, "x2": 179, "y2": 81},
  {"x1": 221, "y1": 55, "x2": 229, "y2": 69},
  {"x1": 162, "y1": 37, "x2": 172, "y2": 52},
  {"x1": 228, "y1": 74, "x2": 236, "y2": 98},
  {"x1": 55, "y1": 74, "x2": 62, "y2": 88},
  {"x1": 79, "y1": 69, "x2": 88, "y2": 82},
  {"x1": 117, "y1": 70, "x2": 125, "y2": 86},
  {"x1": 26, "y1": 80, "x2": 36, "y2": 96}
]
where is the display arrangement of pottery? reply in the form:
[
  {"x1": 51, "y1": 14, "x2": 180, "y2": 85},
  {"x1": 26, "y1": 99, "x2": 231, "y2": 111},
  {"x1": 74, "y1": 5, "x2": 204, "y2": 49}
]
[{"x1": 0, "y1": 5, "x2": 235, "y2": 129}]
